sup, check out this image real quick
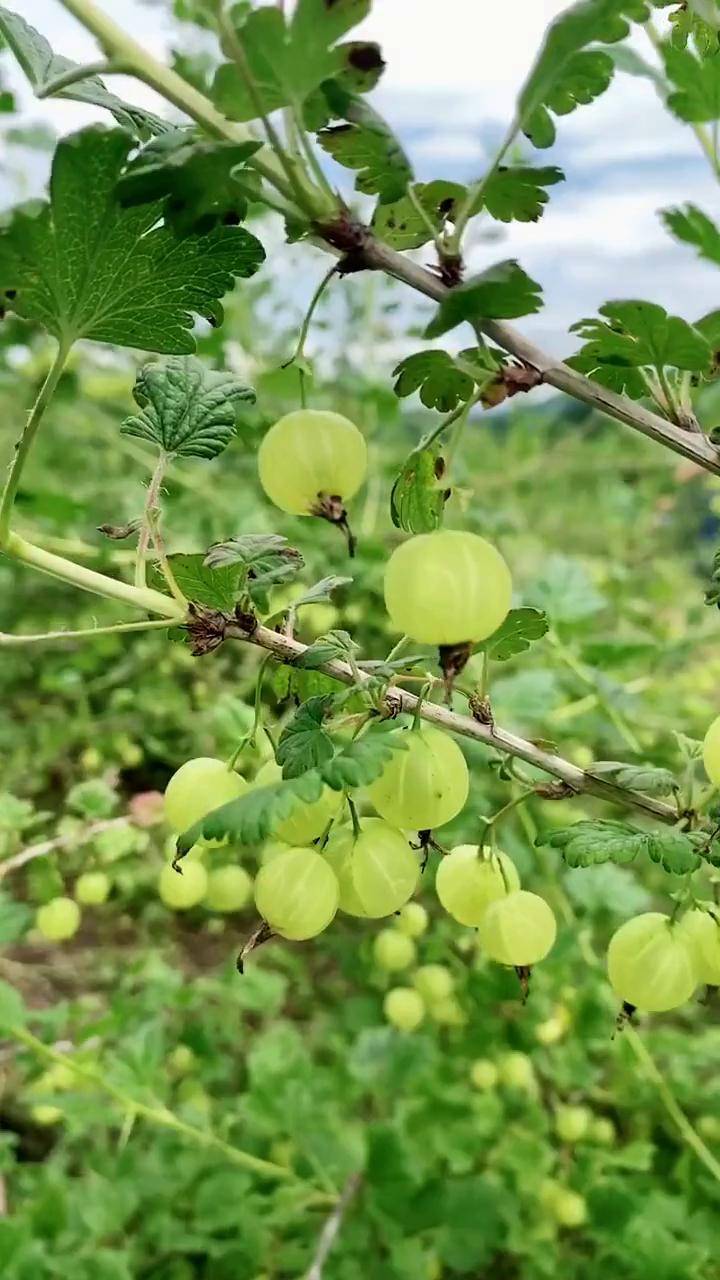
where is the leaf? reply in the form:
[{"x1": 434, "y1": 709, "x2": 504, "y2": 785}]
[
  {"x1": 0, "y1": 978, "x2": 25, "y2": 1032},
  {"x1": 117, "y1": 130, "x2": 263, "y2": 235},
  {"x1": 424, "y1": 261, "x2": 543, "y2": 339},
  {"x1": 569, "y1": 300, "x2": 712, "y2": 385},
  {"x1": 544, "y1": 819, "x2": 700, "y2": 873},
  {"x1": 392, "y1": 350, "x2": 477, "y2": 412},
  {"x1": 292, "y1": 576, "x2": 353, "y2": 609},
  {"x1": 390, "y1": 445, "x2": 449, "y2": 535},
  {"x1": 318, "y1": 111, "x2": 412, "y2": 203},
  {"x1": 515, "y1": 0, "x2": 648, "y2": 148},
  {"x1": 476, "y1": 607, "x2": 549, "y2": 661},
  {"x1": 0, "y1": 6, "x2": 168, "y2": 138},
  {"x1": 371, "y1": 181, "x2": 465, "y2": 250},
  {"x1": 148, "y1": 554, "x2": 243, "y2": 612},
  {"x1": 661, "y1": 204, "x2": 720, "y2": 267},
  {"x1": 480, "y1": 165, "x2": 564, "y2": 223},
  {"x1": 276, "y1": 695, "x2": 336, "y2": 779},
  {"x1": 303, "y1": 40, "x2": 386, "y2": 129},
  {"x1": 0, "y1": 126, "x2": 265, "y2": 353},
  {"x1": 589, "y1": 760, "x2": 678, "y2": 796},
  {"x1": 320, "y1": 733, "x2": 407, "y2": 791},
  {"x1": 177, "y1": 770, "x2": 324, "y2": 852},
  {"x1": 213, "y1": 0, "x2": 370, "y2": 122},
  {"x1": 205, "y1": 534, "x2": 304, "y2": 600},
  {"x1": 296, "y1": 629, "x2": 360, "y2": 669},
  {"x1": 121, "y1": 357, "x2": 255, "y2": 459},
  {"x1": 664, "y1": 44, "x2": 720, "y2": 122}
]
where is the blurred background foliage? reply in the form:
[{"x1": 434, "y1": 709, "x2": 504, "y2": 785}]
[{"x1": 3, "y1": 27, "x2": 720, "y2": 1280}]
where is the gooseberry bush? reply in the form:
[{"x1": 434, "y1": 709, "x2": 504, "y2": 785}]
[{"x1": 4, "y1": 0, "x2": 720, "y2": 1270}]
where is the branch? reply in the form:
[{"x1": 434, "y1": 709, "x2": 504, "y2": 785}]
[
  {"x1": 304, "y1": 1172, "x2": 362, "y2": 1280},
  {"x1": 360, "y1": 237, "x2": 720, "y2": 478},
  {"x1": 0, "y1": 816, "x2": 131, "y2": 879},
  {"x1": 225, "y1": 619, "x2": 679, "y2": 826}
]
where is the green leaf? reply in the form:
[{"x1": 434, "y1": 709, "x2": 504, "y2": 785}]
[
  {"x1": 292, "y1": 576, "x2": 353, "y2": 609},
  {"x1": 302, "y1": 40, "x2": 386, "y2": 129},
  {"x1": 424, "y1": 261, "x2": 543, "y2": 339},
  {"x1": 516, "y1": 0, "x2": 647, "y2": 148},
  {"x1": 0, "y1": 126, "x2": 265, "y2": 353},
  {"x1": 544, "y1": 819, "x2": 700, "y2": 873},
  {"x1": 476, "y1": 607, "x2": 549, "y2": 661},
  {"x1": 148, "y1": 554, "x2": 243, "y2": 612},
  {"x1": 661, "y1": 203, "x2": 720, "y2": 267},
  {"x1": 392, "y1": 350, "x2": 478, "y2": 412},
  {"x1": 390, "y1": 445, "x2": 449, "y2": 535},
  {"x1": 205, "y1": 534, "x2": 304, "y2": 600},
  {"x1": 213, "y1": 0, "x2": 370, "y2": 122},
  {"x1": 529, "y1": 554, "x2": 605, "y2": 623},
  {"x1": 320, "y1": 732, "x2": 407, "y2": 791},
  {"x1": 318, "y1": 108, "x2": 412, "y2": 203},
  {"x1": 589, "y1": 760, "x2": 678, "y2": 796},
  {"x1": 0, "y1": 6, "x2": 168, "y2": 138},
  {"x1": 664, "y1": 44, "x2": 720, "y2": 122},
  {"x1": 121, "y1": 357, "x2": 255, "y2": 459},
  {"x1": 296, "y1": 629, "x2": 360, "y2": 669},
  {"x1": 117, "y1": 129, "x2": 263, "y2": 235},
  {"x1": 0, "y1": 978, "x2": 25, "y2": 1032},
  {"x1": 371, "y1": 181, "x2": 465, "y2": 250},
  {"x1": 480, "y1": 165, "x2": 564, "y2": 223},
  {"x1": 569, "y1": 300, "x2": 712, "y2": 392},
  {"x1": 276, "y1": 696, "x2": 336, "y2": 779},
  {"x1": 177, "y1": 770, "x2": 324, "y2": 852}
]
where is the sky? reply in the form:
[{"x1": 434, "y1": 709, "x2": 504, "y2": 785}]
[{"x1": 2, "y1": 0, "x2": 719, "y2": 354}]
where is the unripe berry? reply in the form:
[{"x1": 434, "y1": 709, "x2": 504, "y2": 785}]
[{"x1": 470, "y1": 1059, "x2": 498, "y2": 1090}]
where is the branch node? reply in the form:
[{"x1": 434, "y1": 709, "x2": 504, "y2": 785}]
[{"x1": 184, "y1": 603, "x2": 228, "y2": 656}]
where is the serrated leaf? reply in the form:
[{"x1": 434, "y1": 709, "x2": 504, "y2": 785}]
[
  {"x1": 317, "y1": 85, "x2": 412, "y2": 203},
  {"x1": 121, "y1": 357, "x2": 255, "y2": 459},
  {"x1": 477, "y1": 607, "x2": 549, "y2": 661},
  {"x1": 479, "y1": 165, "x2": 564, "y2": 223},
  {"x1": 646, "y1": 829, "x2": 700, "y2": 874},
  {"x1": 148, "y1": 554, "x2": 242, "y2": 612},
  {"x1": 516, "y1": 0, "x2": 646, "y2": 148},
  {"x1": 303, "y1": 40, "x2": 386, "y2": 129},
  {"x1": 276, "y1": 695, "x2": 336, "y2": 778},
  {"x1": 661, "y1": 204, "x2": 720, "y2": 267},
  {"x1": 0, "y1": 126, "x2": 265, "y2": 353},
  {"x1": 296, "y1": 629, "x2": 360, "y2": 669},
  {"x1": 392, "y1": 350, "x2": 476, "y2": 412},
  {"x1": 544, "y1": 819, "x2": 699, "y2": 874},
  {"x1": 292, "y1": 575, "x2": 353, "y2": 609},
  {"x1": 371, "y1": 181, "x2": 465, "y2": 250},
  {"x1": 664, "y1": 43, "x2": 720, "y2": 122},
  {"x1": 425, "y1": 261, "x2": 543, "y2": 339},
  {"x1": 320, "y1": 733, "x2": 406, "y2": 791},
  {"x1": 213, "y1": 0, "x2": 369, "y2": 122},
  {"x1": 0, "y1": 978, "x2": 25, "y2": 1032},
  {"x1": 358, "y1": 654, "x2": 427, "y2": 677},
  {"x1": 177, "y1": 770, "x2": 324, "y2": 852},
  {"x1": 0, "y1": 6, "x2": 168, "y2": 139},
  {"x1": 569, "y1": 299, "x2": 712, "y2": 387},
  {"x1": 205, "y1": 534, "x2": 304, "y2": 601},
  {"x1": 589, "y1": 760, "x2": 678, "y2": 796},
  {"x1": 390, "y1": 445, "x2": 449, "y2": 535},
  {"x1": 544, "y1": 820, "x2": 648, "y2": 867},
  {"x1": 117, "y1": 130, "x2": 263, "y2": 235}
]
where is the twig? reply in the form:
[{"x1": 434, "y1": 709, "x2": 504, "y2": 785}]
[
  {"x1": 225, "y1": 619, "x2": 679, "y2": 826},
  {"x1": 0, "y1": 817, "x2": 131, "y2": 879},
  {"x1": 304, "y1": 1172, "x2": 362, "y2": 1280}
]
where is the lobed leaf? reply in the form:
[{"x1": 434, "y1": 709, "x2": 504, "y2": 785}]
[
  {"x1": 0, "y1": 126, "x2": 265, "y2": 353},
  {"x1": 292, "y1": 576, "x2": 353, "y2": 609},
  {"x1": 480, "y1": 165, "x2": 564, "y2": 223},
  {"x1": 177, "y1": 770, "x2": 325, "y2": 852},
  {"x1": 661, "y1": 203, "x2": 720, "y2": 267},
  {"x1": 664, "y1": 43, "x2": 720, "y2": 122},
  {"x1": 589, "y1": 760, "x2": 678, "y2": 797},
  {"x1": 476, "y1": 608, "x2": 549, "y2": 662},
  {"x1": 371, "y1": 181, "x2": 465, "y2": 250},
  {"x1": 121, "y1": 357, "x2": 255, "y2": 459},
  {"x1": 390, "y1": 445, "x2": 449, "y2": 535},
  {"x1": 296, "y1": 630, "x2": 360, "y2": 669},
  {"x1": 319, "y1": 733, "x2": 407, "y2": 791},
  {"x1": 425, "y1": 261, "x2": 543, "y2": 339},
  {"x1": 276, "y1": 695, "x2": 336, "y2": 778},
  {"x1": 148, "y1": 554, "x2": 243, "y2": 613},
  {"x1": 544, "y1": 818, "x2": 699, "y2": 874}
]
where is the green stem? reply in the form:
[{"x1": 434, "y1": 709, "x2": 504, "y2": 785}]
[
  {"x1": 57, "y1": 0, "x2": 297, "y2": 205},
  {"x1": 0, "y1": 618, "x2": 174, "y2": 646},
  {"x1": 624, "y1": 1025, "x2": 720, "y2": 1184},
  {"x1": 5, "y1": 532, "x2": 184, "y2": 620},
  {"x1": 422, "y1": 391, "x2": 481, "y2": 453},
  {"x1": 656, "y1": 365, "x2": 682, "y2": 424},
  {"x1": 146, "y1": 508, "x2": 187, "y2": 607},
  {"x1": 347, "y1": 795, "x2": 361, "y2": 839},
  {"x1": 448, "y1": 119, "x2": 518, "y2": 251},
  {"x1": 482, "y1": 787, "x2": 536, "y2": 847},
  {"x1": 0, "y1": 340, "x2": 72, "y2": 543},
  {"x1": 36, "y1": 59, "x2": 126, "y2": 96},
  {"x1": 10, "y1": 1026, "x2": 305, "y2": 1184},
  {"x1": 644, "y1": 18, "x2": 720, "y2": 181},
  {"x1": 479, "y1": 649, "x2": 490, "y2": 700},
  {"x1": 135, "y1": 453, "x2": 168, "y2": 590},
  {"x1": 411, "y1": 680, "x2": 433, "y2": 731},
  {"x1": 405, "y1": 183, "x2": 445, "y2": 256},
  {"x1": 289, "y1": 263, "x2": 338, "y2": 368},
  {"x1": 228, "y1": 652, "x2": 274, "y2": 768},
  {"x1": 289, "y1": 103, "x2": 337, "y2": 204}
]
